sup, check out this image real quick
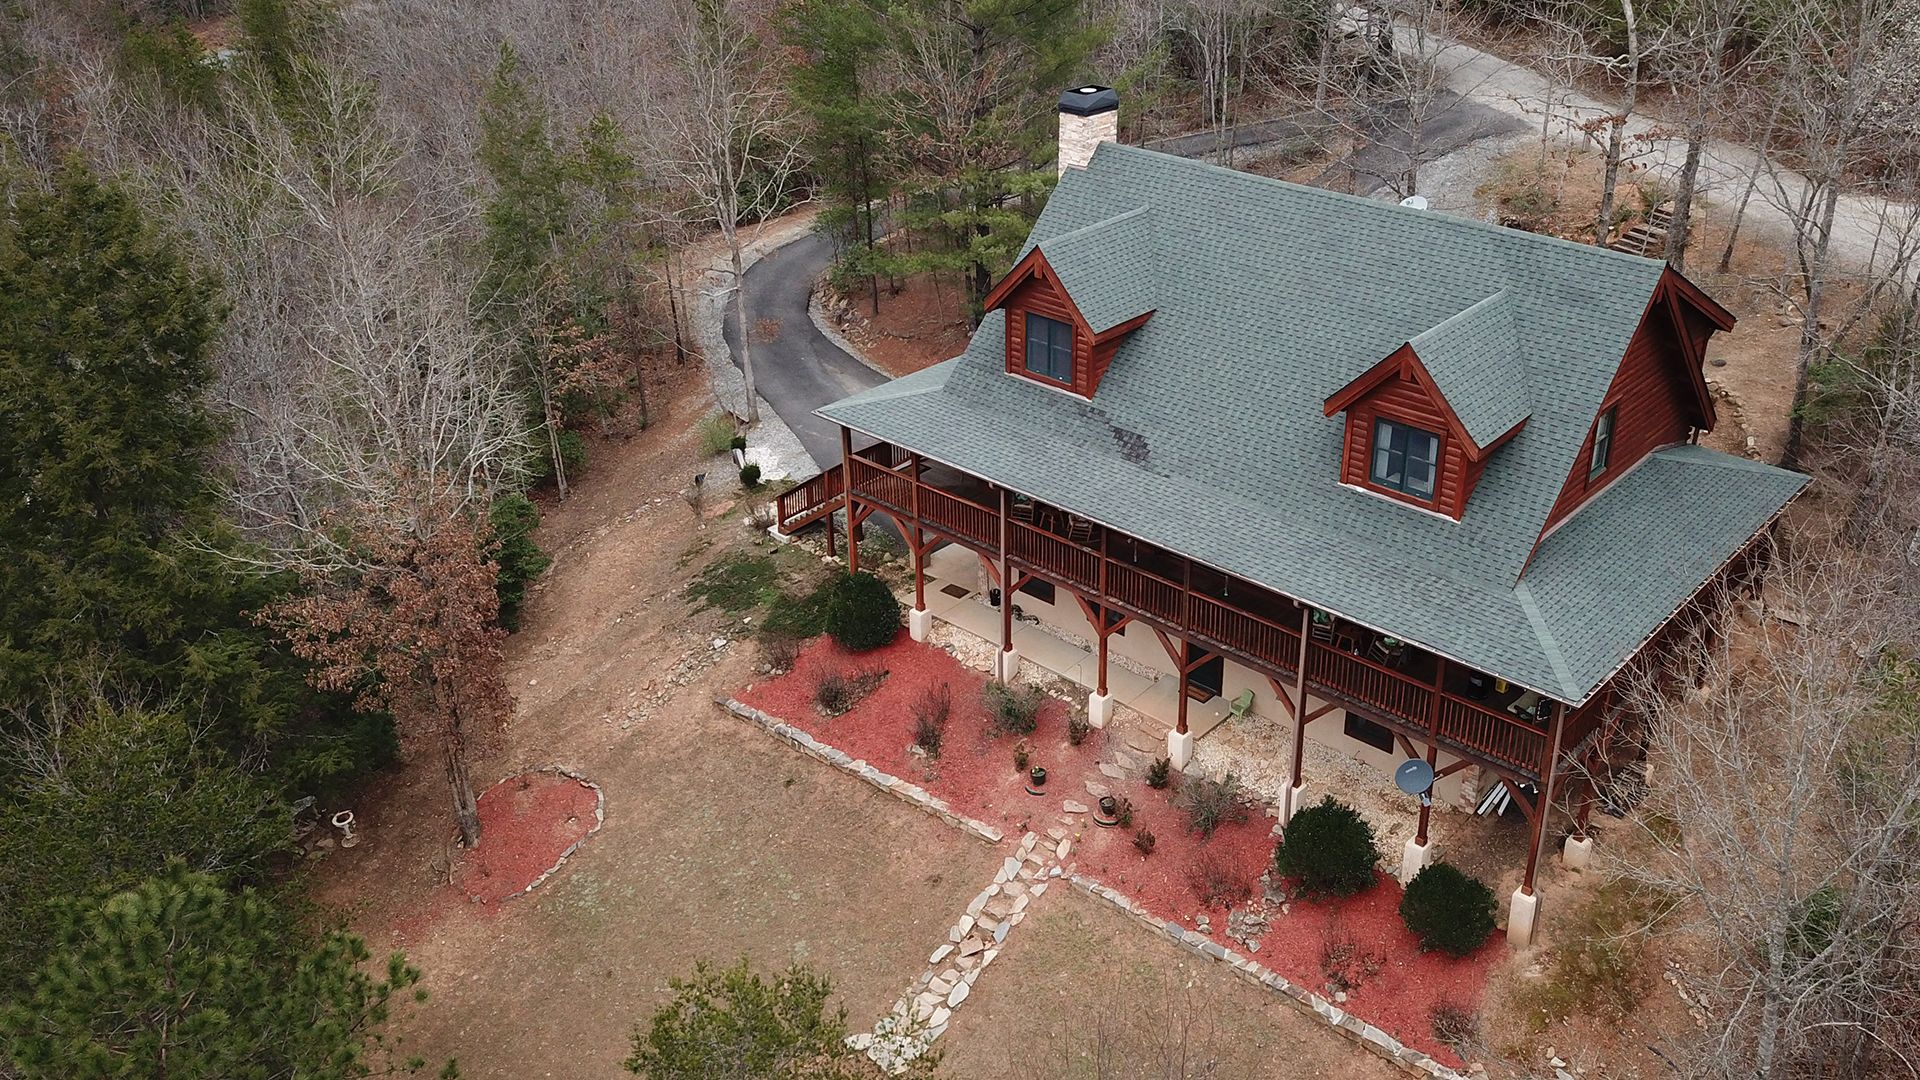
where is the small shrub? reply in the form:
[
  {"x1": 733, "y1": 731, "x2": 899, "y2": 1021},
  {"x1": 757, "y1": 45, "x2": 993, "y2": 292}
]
[
  {"x1": 1187, "y1": 854, "x2": 1254, "y2": 908},
  {"x1": 1132, "y1": 827, "x2": 1156, "y2": 855},
  {"x1": 738, "y1": 463, "x2": 762, "y2": 488},
  {"x1": 1146, "y1": 757, "x2": 1172, "y2": 789},
  {"x1": 1400, "y1": 862, "x2": 1498, "y2": 956},
  {"x1": 557, "y1": 428, "x2": 588, "y2": 474},
  {"x1": 1066, "y1": 711, "x2": 1091, "y2": 745},
  {"x1": 760, "y1": 633, "x2": 801, "y2": 674},
  {"x1": 1428, "y1": 1000, "x2": 1479, "y2": 1054},
  {"x1": 982, "y1": 680, "x2": 1044, "y2": 737},
  {"x1": 813, "y1": 666, "x2": 887, "y2": 717},
  {"x1": 488, "y1": 493, "x2": 552, "y2": 632},
  {"x1": 911, "y1": 684, "x2": 951, "y2": 759},
  {"x1": 814, "y1": 672, "x2": 854, "y2": 716},
  {"x1": 698, "y1": 413, "x2": 738, "y2": 457},
  {"x1": 1114, "y1": 796, "x2": 1134, "y2": 829},
  {"x1": 1012, "y1": 738, "x2": 1031, "y2": 772},
  {"x1": 1175, "y1": 772, "x2": 1248, "y2": 838},
  {"x1": 822, "y1": 571, "x2": 901, "y2": 652},
  {"x1": 728, "y1": 434, "x2": 748, "y2": 452},
  {"x1": 1273, "y1": 797, "x2": 1380, "y2": 899},
  {"x1": 1319, "y1": 922, "x2": 1383, "y2": 994}
]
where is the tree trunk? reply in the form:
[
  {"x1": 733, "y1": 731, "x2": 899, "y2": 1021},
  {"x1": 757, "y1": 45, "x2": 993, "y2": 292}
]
[
  {"x1": 1718, "y1": 101, "x2": 1782, "y2": 273},
  {"x1": 445, "y1": 721, "x2": 481, "y2": 849},
  {"x1": 727, "y1": 228, "x2": 760, "y2": 425},
  {"x1": 1844, "y1": 424, "x2": 1891, "y2": 545},
  {"x1": 1666, "y1": 114, "x2": 1708, "y2": 271},
  {"x1": 1780, "y1": 182, "x2": 1842, "y2": 470},
  {"x1": 1594, "y1": 0, "x2": 1638, "y2": 246}
]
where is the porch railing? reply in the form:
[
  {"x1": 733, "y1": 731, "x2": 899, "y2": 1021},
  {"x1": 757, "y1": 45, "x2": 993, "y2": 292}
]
[
  {"x1": 1433, "y1": 693, "x2": 1548, "y2": 774},
  {"x1": 775, "y1": 470, "x2": 843, "y2": 532},
  {"x1": 821, "y1": 444, "x2": 1583, "y2": 779}
]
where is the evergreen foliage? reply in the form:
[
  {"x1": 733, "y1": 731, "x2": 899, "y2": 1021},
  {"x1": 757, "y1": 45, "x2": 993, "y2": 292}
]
[
  {"x1": 0, "y1": 700, "x2": 291, "y2": 989},
  {"x1": 0, "y1": 864, "x2": 448, "y2": 1079},
  {"x1": 488, "y1": 493, "x2": 552, "y2": 631},
  {"x1": 1400, "y1": 862, "x2": 1498, "y2": 956},
  {"x1": 1273, "y1": 797, "x2": 1381, "y2": 898},
  {"x1": 821, "y1": 571, "x2": 901, "y2": 651},
  {"x1": 0, "y1": 164, "x2": 368, "y2": 771},
  {"x1": 625, "y1": 959, "x2": 875, "y2": 1080}
]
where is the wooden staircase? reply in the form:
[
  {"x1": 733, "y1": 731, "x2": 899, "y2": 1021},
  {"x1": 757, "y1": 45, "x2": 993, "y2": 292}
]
[{"x1": 1610, "y1": 203, "x2": 1673, "y2": 258}]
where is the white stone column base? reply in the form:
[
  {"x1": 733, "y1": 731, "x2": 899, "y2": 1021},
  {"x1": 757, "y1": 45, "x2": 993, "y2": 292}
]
[
  {"x1": 908, "y1": 606, "x2": 933, "y2": 643},
  {"x1": 996, "y1": 647, "x2": 1021, "y2": 683},
  {"x1": 1087, "y1": 691, "x2": 1113, "y2": 729},
  {"x1": 1563, "y1": 834, "x2": 1594, "y2": 872},
  {"x1": 1399, "y1": 837, "x2": 1433, "y2": 884},
  {"x1": 1166, "y1": 728, "x2": 1195, "y2": 769},
  {"x1": 765, "y1": 523, "x2": 793, "y2": 544},
  {"x1": 1280, "y1": 782, "x2": 1309, "y2": 825},
  {"x1": 1507, "y1": 888, "x2": 1540, "y2": 948}
]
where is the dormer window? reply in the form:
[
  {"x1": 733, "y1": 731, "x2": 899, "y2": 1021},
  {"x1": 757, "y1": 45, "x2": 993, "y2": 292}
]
[
  {"x1": 1024, "y1": 313, "x2": 1074, "y2": 383},
  {"x1": 1589, "y1": 406, "x2": 1616, "y2": 479},
  {"x1": 1371, "y1": 419, "x2": 1441, "y2": 500}
]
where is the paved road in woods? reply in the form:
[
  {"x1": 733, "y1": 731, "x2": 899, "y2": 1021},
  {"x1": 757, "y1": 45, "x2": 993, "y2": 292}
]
[{"x1": 723, "y1": 229, "x2": 887, "y2": 473}]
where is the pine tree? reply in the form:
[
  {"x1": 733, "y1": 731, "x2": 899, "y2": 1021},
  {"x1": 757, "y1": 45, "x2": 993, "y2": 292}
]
[
  {"x1": 882, "y1": 0, "x2": 1104, "y2": 318},
  {"x1": 0, "y1": 864, "x2": 449, "y2": 1080},
  {"x1": 783, "y1": 0, "x2": 892, "y2": 314},
  {"x1": 0, "y1": 164, "x2": 220, "y2": 702},
  {"x1": 0, "y1": 163, "x2": 371, "y2": 774}
]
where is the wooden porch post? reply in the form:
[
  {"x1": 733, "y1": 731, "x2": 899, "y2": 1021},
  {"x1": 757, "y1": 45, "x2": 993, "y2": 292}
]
[
  {"x1": 1096, "y1": 529, "x2": 1110, "y2": 697},
  {"x1": 1522, "y1": 701, "x2": 1568, "y2": 897},
  {"x1": 840, "y1": 426, "x2": 859, "y2": 577},
  {"x1": 1417, "y1": 658, "x2": 1447, "y2": 847},
  {"x1": 1290, "y1": 605, "x2": 1311, "y2": 792},
  {"x1": 997, "y1": 486, "x2": 1014, "y2": 682},
  {"x1": 909, "y1": 454, "x2": 925, "y2": 613}
]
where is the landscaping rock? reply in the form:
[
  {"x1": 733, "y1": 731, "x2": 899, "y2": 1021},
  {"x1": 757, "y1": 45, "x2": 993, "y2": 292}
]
[{"x1": 1063, "y1": 799, "x2": 1090, "y2": 814}]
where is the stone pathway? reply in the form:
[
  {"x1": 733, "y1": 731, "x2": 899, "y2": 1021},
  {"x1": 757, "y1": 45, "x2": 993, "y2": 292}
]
[{"x1": 852, "y1": 827, "x2": 1074, "y2": 1074}]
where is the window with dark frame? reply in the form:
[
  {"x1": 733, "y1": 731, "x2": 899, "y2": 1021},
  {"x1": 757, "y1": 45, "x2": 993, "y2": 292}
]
[
  {"x1": 1343, "y1": 713, "x2": 1396, "y2": 753},
  {"x1": 1369, "y1": 419, "x2": 1441, "y2": 500},
  {"x1": 1023, "y1": 313, "x2": 1074, "y2": 383},
  {"x1": 1016, "y1": 577, "x2": 1056, "y2": 605},
  {"x1": 1589, "y1": 406, "x2": 1616, "y2": 479}
]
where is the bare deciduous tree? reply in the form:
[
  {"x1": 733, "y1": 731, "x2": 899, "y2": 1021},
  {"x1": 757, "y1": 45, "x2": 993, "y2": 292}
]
[
  {"x1": 1614, "y1": 539, "x2": 1920, "y2": 1078},
  {"x1": 651, "y1": 0, "x2": 797, "y2": 428}
]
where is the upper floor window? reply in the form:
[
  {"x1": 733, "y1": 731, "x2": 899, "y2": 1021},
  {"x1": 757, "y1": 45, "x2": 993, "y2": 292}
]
[
  {"x1": 1024, "y1": 313, "x2": 1073, "y2": 383},
  {"x1": 1589, "y1": 406, "x2": 1616, "y2": 479},
  {"x1": 1371, "y1": 419, "x2": 1440, "y2": 500}
]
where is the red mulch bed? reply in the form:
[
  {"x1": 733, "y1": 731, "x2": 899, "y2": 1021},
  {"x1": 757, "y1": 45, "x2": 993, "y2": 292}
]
[
  {"x1": 737, "y1": 633, "x2": 1498, "y2": 1064},
  {"x1": 454, "y1": 771, "x2": 601, "y2": 905}
]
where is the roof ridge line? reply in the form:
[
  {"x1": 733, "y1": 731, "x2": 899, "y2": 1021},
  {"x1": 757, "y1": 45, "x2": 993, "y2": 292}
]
[
  {"x1": 1094, "y1": 141, "x2": 1670, "y2": 271},
  {"x1": 1513, "y1": 580, "x2": 1580, "y2": 700}
]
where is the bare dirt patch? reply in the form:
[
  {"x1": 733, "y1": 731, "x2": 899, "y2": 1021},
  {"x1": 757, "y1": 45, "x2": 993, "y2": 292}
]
[
  {"x1": 940, "y1": 888, "x2": 1405, "y2": 1079},
  {"x1": 823, "y1": 271, "x2": 973, "y2": 377}
]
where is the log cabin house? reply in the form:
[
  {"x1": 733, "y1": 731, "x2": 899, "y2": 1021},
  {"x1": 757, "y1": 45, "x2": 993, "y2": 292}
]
[{"x1": 774, "y1": 87, "x2": 1808, "y2": 943}]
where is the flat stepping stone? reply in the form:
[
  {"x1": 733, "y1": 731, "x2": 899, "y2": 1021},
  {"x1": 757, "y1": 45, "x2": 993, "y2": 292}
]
[
  {"x1": 1098, "y1": 762, "x2": 1126, "y2": 779},
  {"x1": 946, "y1": 981, "x2": 970, "y2": 1007},
  {"x1": 1063, "y1": 799, "x2": 1090, "y2": 814}
]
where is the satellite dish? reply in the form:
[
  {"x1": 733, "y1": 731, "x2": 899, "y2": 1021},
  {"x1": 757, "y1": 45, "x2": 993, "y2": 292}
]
[{"x1": 1394, "y1": 758, "x2": 1435, "y2": 796}]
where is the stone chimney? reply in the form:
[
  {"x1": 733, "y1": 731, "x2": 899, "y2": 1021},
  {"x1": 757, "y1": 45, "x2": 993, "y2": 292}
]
[{"x1": 1057, "y1": 86, "x2": 1119, "y2": 176}]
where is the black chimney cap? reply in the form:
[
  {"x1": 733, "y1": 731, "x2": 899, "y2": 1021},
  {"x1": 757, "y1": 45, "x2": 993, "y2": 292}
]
[{"x1": 1058, "y1": 86, "x2": 1118, "y2": 117}]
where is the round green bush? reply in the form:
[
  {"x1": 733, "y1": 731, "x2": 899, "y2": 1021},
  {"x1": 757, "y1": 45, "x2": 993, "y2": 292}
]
[
  {"x1": 738, "y1": 463, "x2": 762, "y2": 488},
  {"x1": 1400, "y1": 862, "x2": 1497, "y2": 956},
  {"x1": 823, "y1": 571, "x2": 901, "y2": 652},
  {"x1": 1272, "y1": 797, "x2": 1380, "y2": 898}
]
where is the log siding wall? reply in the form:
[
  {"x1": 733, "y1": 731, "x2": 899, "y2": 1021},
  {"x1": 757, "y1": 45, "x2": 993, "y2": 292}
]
[
  {"x1": 1003, "y1": 274, "x2": 1094, "y2": 395},
  {"x1": 1339, "y1": 370, "x2": 1473, "y2": 518},
  {"x1": 1544, "y1": 306, "x2": 1703, "y2": 529}
]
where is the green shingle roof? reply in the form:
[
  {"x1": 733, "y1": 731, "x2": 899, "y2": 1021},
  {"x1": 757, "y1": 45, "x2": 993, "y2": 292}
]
[
  {"x1": 1036, "y1": 206, "x2": 1158, "y2": 334},
  {"x1": 819, "y1": 143, "x2": 1806, "y2": 702},
  {"x1": 1406, "y1": 291, "x2": 1530, "y2": 449}
]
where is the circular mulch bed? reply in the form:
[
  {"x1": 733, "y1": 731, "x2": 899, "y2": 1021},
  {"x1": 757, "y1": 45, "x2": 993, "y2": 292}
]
[{"x1": 454, "y1": 769, "x2": 604, "y2": 905}]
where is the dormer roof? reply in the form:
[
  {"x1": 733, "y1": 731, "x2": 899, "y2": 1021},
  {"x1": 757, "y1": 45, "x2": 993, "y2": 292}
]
[
  {"x1": 1322, "y1": 292, "x2": 1530, "y2": 458},
  {"x1": 984, "y1": 206, "x2": 1158, "y2": 335}
]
